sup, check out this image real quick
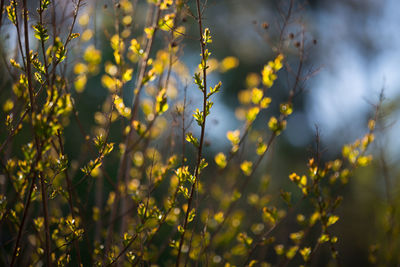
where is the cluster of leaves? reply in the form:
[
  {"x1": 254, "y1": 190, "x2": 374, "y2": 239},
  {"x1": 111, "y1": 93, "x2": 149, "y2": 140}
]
[{"x1": 0, "y1": 0, "x2": 398, "y2": 266}]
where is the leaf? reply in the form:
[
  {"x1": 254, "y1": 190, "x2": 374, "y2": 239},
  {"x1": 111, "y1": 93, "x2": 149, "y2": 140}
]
[
  {"x1": 226, "y1": 130, "x2": 240, "y2": 145},
  {"x1": 129, "y1": 39, "x2": 143, "y2": 55},
  {"x1": 194, "y1": 73, "x2": 204, "y2": 91},
  {"x1": 55, "y1": 42, "x2": 66, "y2": 62},
  {"x1": 251, "y1": 88, "x2": 263, "y2": 104},
  {"x1": 286, "y1": 246, "x2": 299, "y2": 259},
  {"x1": 193, "y1": 109, "x2": 204, "y2": 126},
  {"x1": 280, "y1": 103, "x2": 293, "y2": 116},
  {"x1": 214, "y1": 152, "x2": 227, "y2": 169},
  {"x1": 256, "y1": 140, "x2": 267, "y2": 155},
  {"x1": 41, "y1": 0, "x2": 51, "y2": 10},
  {"x1": 158, "y1": 14, "x2": 175, "y2": 31},
  {"x1": 199, "y1": 158, "x2": 208, "y2": 172},
  {"x1": 327, "y1": 215, "x2": 339, "y2": 226},
  {"x1": 260, "y1": 97, "x2": 271, "y2": 108},
  {"x1": 318, "y1": 234, "x2": 330, "y2": 243},
  {"x1": 203, "y1": 28, "x2": 212, "y2": 44},
  {"x1": 113, "y1": 95, "x2": 131, "y2": 118},
  {"x1": 214, "y1": 212, "x2": 224, "y2": 223},
  {"x1": 70, "y1": 33, "x2": 80, "y2": 40},
  {"x1": 122, "y1": 68, "x2": 134, "y2": 82},
  {"x1": 246, "y1": 107, "x2": 259, "y2": 122},
  {"x1": 274, "y1": 244, "x2": 285, "y2": 255},
  {"x1": 207, "y1": 81, "x2": 222, "y2": 98},
  {"x1": 219, "y1": 56, "x2": 239, "y2": 72},
  {"x1": 300, "y1": 247, "x2": 312, "y2": 262},
  {"x1": 240, "y1": 161, "x2": 252, "y2": 176},
  {"x1": 156, "y1": 88, "x2": 169, "y2": 114},
  {"x1": 6, "y1": 3, "x2": 17, "y2": 25},
  {"x1": 186, "y1": 132, "x2": 199, "y2": 147},
  {"x1": 188, "y1": 209, "x2": 196, "y2": 222},
  {"x1": 33, "y1": 23, "x2": 49, "y2": 41}
]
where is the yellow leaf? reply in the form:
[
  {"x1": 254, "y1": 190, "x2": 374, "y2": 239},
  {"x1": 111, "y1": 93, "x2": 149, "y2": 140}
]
[
  {"x1": 219, "y1": 56, "x2": 239, "y2": 72},
  {"x1": 214, "y1": 152, "x2": 227, "y2": 169},
  {"x1": 113, "y1": 95, "x2": 131, "y2": 118},
  {"x1": 240, "y1": 161, "x2": 253, "y2": 176},
  {"x1": 122, "y1": 68, "x2": 134, "y2": 82},
  {"x1": 227, "y1": 130, "x2": 240, "y2": 145},
  {"x1": 251, "y1": 88, "x2": 263, "y2": 104}
]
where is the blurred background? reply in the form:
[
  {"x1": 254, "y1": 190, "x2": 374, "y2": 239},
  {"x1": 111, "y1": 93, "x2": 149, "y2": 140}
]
[{"x1": 202, "y1": 0, "x2": 400, "y2": 264}]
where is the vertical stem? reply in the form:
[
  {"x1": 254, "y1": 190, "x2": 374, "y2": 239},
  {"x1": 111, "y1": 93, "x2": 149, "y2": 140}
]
[
  {"x1": 57, "y1": 131, "x2": 82, "y2": 266},
  {"x1": 11, "y1": 1, "x2": 49, "y2": 265},
  {"x1": 0, "y1": 0, "x2": 5, "y2": 31},
  {"x1": 22, "y1": 1, "x2": 52, "y2": 265},
  {"x1": 105, "y1": 3, "x2": 161, "y2": 258},
  {"x1": 176, "y1": 1, "x2": 208, "y2": 265},
  {"x1": 39, "y1": 172, "x2": 52, "y2": 267}
]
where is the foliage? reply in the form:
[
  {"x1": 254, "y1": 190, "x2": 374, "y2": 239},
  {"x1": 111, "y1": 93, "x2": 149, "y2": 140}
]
[{"x1": 0, "y1": 0, "x2": 398, "y2": 266}]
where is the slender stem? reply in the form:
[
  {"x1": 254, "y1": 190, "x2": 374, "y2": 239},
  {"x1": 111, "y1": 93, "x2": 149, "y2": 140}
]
[
  {"x1": 57, "y1": 131, "x2": 82, "y2": 266},
  {"x1": 39, "y1": 172, "x2": 52, "y2": 267},
  {"x1": 10, "y1": 174, "x2": 37, "y2": 267},
  {"x1": 105, "y1": 2, "x2": 162, "y2": 257},
  {"x1": 36, "y1": 5, "x2": 54, "y2": 263},
  {"x1": 0, "y1": 0, "x2": 5, "y2": 31},
  {"x1": 12, "y1": 0, "x2": 27, "y2": 71},
  {"x1": 176, "y1": 1, "x2": 208, "y2": 265},
  {"x1": 11, "y1": 1, "x2": 51, "y2": 265}
]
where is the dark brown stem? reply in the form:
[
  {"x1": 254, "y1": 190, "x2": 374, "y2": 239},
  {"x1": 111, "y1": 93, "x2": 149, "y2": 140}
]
[
  {"x1": 10, "y1": 174, "x2": 37, "y2": 267},
  {"x1": 0, "y1": 0, "x2": 5, "y2": 31},
  {"x1": 176, "y1": 0, "x2": 208, "y2": 265},
  {"x1": 105, "y1": 2, "x2": 162, "y2": 257},
  {"x1": 57, "y1": 131, "x2": 82, "y2": 265},
  {"x1": 11, "y1": 1, "x2": 51, "y2": 265},
  {"x1": 12, "y1": 0, "x2": 27, "y2": 71}
]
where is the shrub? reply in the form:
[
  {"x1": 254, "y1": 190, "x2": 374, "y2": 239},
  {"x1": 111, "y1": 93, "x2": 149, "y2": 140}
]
[{"x1": 0, "y1": 0, "x2": 398, "y2": 266}]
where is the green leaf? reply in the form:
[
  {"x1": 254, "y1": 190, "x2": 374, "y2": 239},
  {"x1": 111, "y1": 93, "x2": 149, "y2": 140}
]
[
  {"x1": 114, "y1": 95, "x2": 131, "y2": 118},
  {"x1": 327, "y1": 215, "x2": 339, "y2": 226},
  {"x1": 6, "y1": 2, "x2": 17, "y2": 25},
  {"x1": 70, "y1": 33, "x2": 80, "y2": 40},
  {"x1": 300, "y1": 247, "x2": 311, "y2": 262},
  {"x1": 193, "y1": 109, "x2": 204, "y2": 126},
  {"x1": 199, "y1": 158, "x2": 208, "y2": 172},
  {"x1": 205, "y1": 101, "x2": 213, "y2": 116},
  {"x1": 33, "y1": 23, "x2": 49, "y2": 41},
  {"x1": 279, "y1": 103, "x2": 293, "y2": 116},
  {"x1": 194, "y1": 73, "x2": 204, "y2": 91},
  {"x1": 177, "y1": 225, "x2": 184, "y2": 234},
  {"x1": 186, "y1": 132, "x2": 199, "y2": 147},
  {"x1": 156, "y1": 88, "x2": 169, "y2": 114},
  {"x1": 246, "y1": 107, "x2": 259, "y2": 122},
  {"x1": 203, "y1": 28, "x2": 212, "y2": 44},
  {"x1": 55, "y1": 40, "x2": 67, "y2": 63},
  {"x1": 286, "y1": 246, "x2": 299, "y2": 259},
  {"x1": 188, "y1": 209, "x2": 196, "y2": 223},
  {"x1": 207, "y1": 81, "x2": 222, "y2": 98}
]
